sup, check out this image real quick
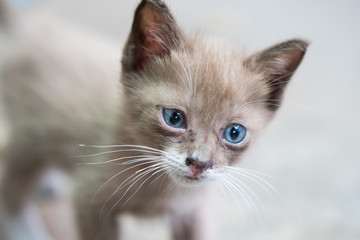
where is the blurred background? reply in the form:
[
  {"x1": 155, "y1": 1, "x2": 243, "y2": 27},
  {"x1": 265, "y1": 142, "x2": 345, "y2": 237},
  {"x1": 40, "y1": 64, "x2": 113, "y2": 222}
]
[{"x1": 2, "y1": 0, "x2": 360, "y2": 239}]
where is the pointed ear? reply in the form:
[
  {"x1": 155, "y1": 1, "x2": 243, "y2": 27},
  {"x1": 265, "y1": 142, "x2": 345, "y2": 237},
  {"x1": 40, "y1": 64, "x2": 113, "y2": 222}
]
[
  {"x1": 244, "y1": 39, "x2": 309, "y2": 110},
  {"x1": 122, "y1": 0, "x2": 182, "y2": 72}
]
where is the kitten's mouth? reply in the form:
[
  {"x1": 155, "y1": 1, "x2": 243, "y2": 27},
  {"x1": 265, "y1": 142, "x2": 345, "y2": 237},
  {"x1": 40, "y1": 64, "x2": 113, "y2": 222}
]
[
  {"x1": 185, "y1": 174, "x2": 203, "y2": 181},
  {"x1": 185, "y1": 168, "x2": 208, "y2": 180},
  {"x1": 169, "y1": 171, "x2": 208, "y2": 185},
  {"x1": 182, "y1": 170, "x2": 211, "y2": 183}
]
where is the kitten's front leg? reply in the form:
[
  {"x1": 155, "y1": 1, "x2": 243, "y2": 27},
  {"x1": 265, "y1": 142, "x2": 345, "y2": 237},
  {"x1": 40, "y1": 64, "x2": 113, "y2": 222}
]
[
  {"x1": 170, "y1": 205, "x2": 212, "y2": 240},
  {"x1": 0, "y1": 164, "x2": 57, "y2": 240},
  {"x1": 76, "y1": 206, "x2": 118, "y2": 240},
  {"x1": 0, "y1": 201, "x2": 56, "y2": 240}
]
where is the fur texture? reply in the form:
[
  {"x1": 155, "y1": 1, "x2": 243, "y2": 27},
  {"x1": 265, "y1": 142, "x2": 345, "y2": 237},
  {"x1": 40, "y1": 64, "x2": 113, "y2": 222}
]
[{"x1": 0, "y1": 0, "x2": 308, "y2": 239}]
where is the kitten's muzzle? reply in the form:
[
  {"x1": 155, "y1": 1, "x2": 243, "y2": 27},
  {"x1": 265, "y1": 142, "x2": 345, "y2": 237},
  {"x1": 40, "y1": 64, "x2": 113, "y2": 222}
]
[{"x1": 185, "y1": 158, "x2": 213, "y2": 177}]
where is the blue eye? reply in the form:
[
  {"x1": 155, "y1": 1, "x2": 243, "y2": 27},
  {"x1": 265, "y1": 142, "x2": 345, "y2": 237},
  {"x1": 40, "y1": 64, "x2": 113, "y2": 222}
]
[
  {"x1": 163, "y1": 108, "x2": 186, "y2": 128},
  {"x1": 223, "y1": 124, "x2": 246, "y2": 144}
]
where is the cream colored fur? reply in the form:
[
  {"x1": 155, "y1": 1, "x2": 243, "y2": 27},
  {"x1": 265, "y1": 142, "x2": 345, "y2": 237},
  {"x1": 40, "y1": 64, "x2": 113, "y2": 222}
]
[{"x1": 0, "y1": 1, "x2": 307, "y2": 239}]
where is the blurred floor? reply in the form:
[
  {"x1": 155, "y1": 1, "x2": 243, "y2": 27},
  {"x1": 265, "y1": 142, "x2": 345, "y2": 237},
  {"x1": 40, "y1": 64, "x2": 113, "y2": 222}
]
[{"x1": 3, "y1": 0, "x2": 360, "y2": 239}]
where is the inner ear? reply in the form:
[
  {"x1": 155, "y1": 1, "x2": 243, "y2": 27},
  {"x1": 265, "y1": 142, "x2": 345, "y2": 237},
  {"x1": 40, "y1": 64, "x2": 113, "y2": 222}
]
[
  {"x1": 244, "y1": 39, "x2": 309, "y2": 110},
  {"x1": 122, "y1": 0, "x2": 182, "y2": 72}
]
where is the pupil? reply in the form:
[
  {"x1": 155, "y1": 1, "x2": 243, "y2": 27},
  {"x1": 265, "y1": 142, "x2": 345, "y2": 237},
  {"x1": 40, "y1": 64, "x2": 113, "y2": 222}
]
[
  {"x1": 170, "y1": 112, "x2": 181, "y2": 125},
  {"x1": 230, "y1": 126, "x2": 239, "y2": 139}
]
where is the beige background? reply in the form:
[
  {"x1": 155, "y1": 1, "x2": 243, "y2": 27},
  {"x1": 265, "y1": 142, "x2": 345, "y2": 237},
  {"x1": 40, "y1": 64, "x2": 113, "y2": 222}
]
[{"x1": 4, "y1": 0, "x2": 360, "y2": 239}]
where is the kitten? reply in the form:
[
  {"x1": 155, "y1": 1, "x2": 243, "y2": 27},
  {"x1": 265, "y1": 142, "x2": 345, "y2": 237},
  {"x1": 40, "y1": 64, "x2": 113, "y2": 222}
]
[{"x1": 0, "y1": 0, "x2": 308, "y2": 239}]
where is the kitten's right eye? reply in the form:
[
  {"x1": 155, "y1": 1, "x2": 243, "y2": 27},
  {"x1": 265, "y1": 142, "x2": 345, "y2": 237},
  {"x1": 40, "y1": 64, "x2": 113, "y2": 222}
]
[{"x1": 162, "y1": 108, "x2": 186, "y2": 128}]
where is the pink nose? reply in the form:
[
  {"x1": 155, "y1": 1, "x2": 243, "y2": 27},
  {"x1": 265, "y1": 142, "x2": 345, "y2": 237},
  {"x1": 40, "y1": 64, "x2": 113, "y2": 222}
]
[{"x1": 185, "y1": 158, "x2": 213, "y2": 176}]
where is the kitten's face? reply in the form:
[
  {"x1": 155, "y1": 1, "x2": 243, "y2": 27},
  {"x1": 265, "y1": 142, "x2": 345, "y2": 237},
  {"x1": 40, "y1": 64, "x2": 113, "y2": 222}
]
[
  {"x1": 120, "y1": 0, "x2": 307, "y2": 186},
  {"x1": 123, "y1": 43, "x2": 269, "y2": 185}
]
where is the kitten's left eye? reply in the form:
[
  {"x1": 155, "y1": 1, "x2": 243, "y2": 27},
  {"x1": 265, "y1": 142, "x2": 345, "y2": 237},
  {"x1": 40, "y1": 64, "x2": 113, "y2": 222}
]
[
  {"x1": 223, "y1": 124, "x2": 246, "y2": 144},
  {"x1": 162, "y1": 108, "x2": 186, "y2": 128}
]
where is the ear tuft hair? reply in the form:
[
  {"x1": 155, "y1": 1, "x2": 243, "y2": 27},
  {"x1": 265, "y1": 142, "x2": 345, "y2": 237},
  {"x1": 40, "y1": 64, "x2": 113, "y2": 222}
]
[
  {"x1": 245, "y1": 39, "x2": 309, "y2": 110},
  {"x1": 122, "y1": 0, "x2": 182, "y2": 72}
]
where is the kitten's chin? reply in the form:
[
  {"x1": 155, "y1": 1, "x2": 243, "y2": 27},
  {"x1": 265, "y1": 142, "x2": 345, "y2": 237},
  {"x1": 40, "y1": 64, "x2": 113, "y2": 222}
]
[{"x1": 168, "y1": 172, "x2": 211, "y2": 187}]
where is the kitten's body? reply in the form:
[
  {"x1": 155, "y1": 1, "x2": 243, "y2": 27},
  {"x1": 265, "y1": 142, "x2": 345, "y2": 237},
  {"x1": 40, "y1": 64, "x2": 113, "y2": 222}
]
[
  {"x1": 0, "y1": 7, "x2": 209, "y2": 240},
  {"x1": 0, "y1": 1, "x2": 308, "y2": 240},
  {"x1": 0, "y1": 9, "x2": 122, "y2": 239}
]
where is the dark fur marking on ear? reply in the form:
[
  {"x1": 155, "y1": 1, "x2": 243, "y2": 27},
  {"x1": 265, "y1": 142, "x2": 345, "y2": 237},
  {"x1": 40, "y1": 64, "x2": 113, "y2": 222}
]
[
  {"x1": 122, "y1": 0, "x2": 182, "y2": 72},
  {"x1": 245, "y1": 39, "x2": 309, "y2": 111}
]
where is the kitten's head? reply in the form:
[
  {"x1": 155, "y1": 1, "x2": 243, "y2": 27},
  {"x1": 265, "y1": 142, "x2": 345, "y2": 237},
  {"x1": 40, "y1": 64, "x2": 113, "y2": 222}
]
[{"x1": 120, "y1": 0, "x2": 308, "y2": 186}]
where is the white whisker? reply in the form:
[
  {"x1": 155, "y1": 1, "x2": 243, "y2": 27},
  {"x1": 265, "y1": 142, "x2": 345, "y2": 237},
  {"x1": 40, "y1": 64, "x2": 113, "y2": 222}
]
[
  {"x1": 225, "y1": 173, "x2": 265, "y2": 214},
  {"x1": 228, "y1": 167, "x2": 278, "y2": 179},
  {"x1": 79, "y1": 144, "x2": 167, "y2": 154},
  {"x1": 223, "y1": 175, "x2": 259, "y2": 221},
  {"x1": 121, "y1": 167, "x2": 166, "y2": 208},
  {"x1": 114, "y1": 162, "x2": 167, "y2": 193},
  {"x1": 79, "y1": 155, "x2": 158, "y2": 165},
  {"x1": 160, "y1": 172, "x2": 177, "y2": 194},
  {"x1": 158, "y1": 169, "x2": 174, "y2": 191},
  {"x1": 107, "y1": 165, "x2": 163, "y2": 215},
  {"x1": 119, "y1": 157, "x2": 164, "y2": 165},
  {"x1": 215, "y1": 180, "x2": 228, "y2": 201},
  {"x1": 149, "y1": 168, "x2": 171, "y2": 185},
  {"x1": 73, "y1": 148, "x2": 163, "y2": 158},
  {"x1": 90, "y1": 158, "x2": 161, "y2": 210},
  {"x1": 99, "y1": 163, "x2": 164, "y2": 218},
  {"x1": 224, "y1": 166, "x2": 280, "y2": 199},
  {"x1": 221, "y1": 178, "x2": 246, "y2": 222}
]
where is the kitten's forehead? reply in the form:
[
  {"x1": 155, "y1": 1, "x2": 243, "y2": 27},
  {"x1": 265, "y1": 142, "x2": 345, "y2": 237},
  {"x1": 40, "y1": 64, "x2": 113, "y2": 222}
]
[
  {"x1": 134, "y1": 36, "x2": 269, "y2": 131},
  {"x1": 165, "y1": 38, "x2": 265, "y2": 116},
  {"x1": 182, "y1": 38, "x2": 262, "y2": 97}
]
